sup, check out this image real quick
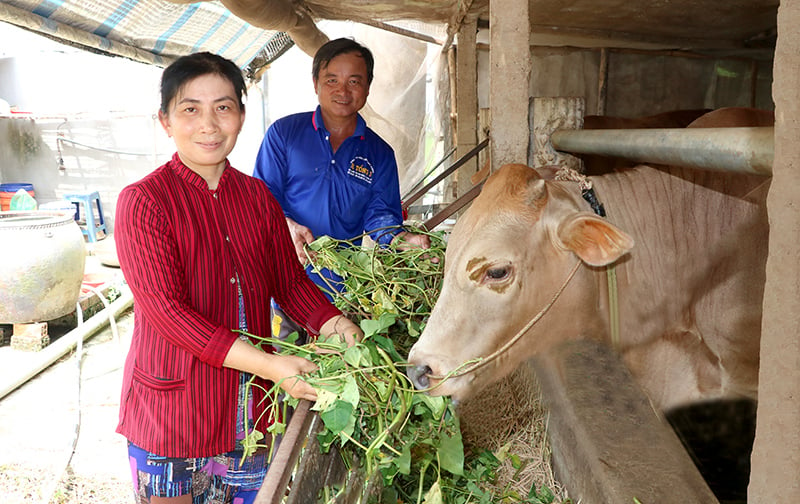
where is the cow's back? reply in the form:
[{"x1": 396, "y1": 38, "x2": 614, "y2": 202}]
[{"x1": 687, "y1": 107, "x2": 774, "y2": 128}]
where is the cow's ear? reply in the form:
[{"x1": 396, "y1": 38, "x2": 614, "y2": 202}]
[
  {"x1": 534, "y1": 165, "x2": 561, "y2": 180},
  {"x1": 557, "y1": 213, "x2": 634, "y2": 267}
]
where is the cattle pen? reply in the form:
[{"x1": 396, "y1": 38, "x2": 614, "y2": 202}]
[{"x1": 417, "y1": 2, "x2": 794, "y2": 501}]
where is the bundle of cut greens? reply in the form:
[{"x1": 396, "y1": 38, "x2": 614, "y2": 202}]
[
  {"x1": 304, "y1": 226, "x2": 446, "y2": 356},
  {"x1": 239, "y1": 227, "x2": 565, "y2": 503}
]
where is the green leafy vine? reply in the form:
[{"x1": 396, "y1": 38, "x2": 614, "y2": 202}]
[{"x1": 237, "y1": 226, "x2": 567, "y2": 503}]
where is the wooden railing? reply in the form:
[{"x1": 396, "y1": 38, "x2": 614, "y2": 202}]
[{"x1": 404, "y1": 137, "x2": 489, "y2": 230}]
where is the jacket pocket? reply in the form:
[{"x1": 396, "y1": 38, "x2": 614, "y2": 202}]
[{"x1": 132, "y1": 364, "x2": 185, "y2": 392}]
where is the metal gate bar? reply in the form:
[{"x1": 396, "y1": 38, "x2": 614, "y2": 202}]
[{"x1": 551, "y1": 126, "x2": 773, "y2": 176}]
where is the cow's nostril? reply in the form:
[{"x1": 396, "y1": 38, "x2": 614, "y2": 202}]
[{"x1": 407, "y1": 365, "x2": 432, "y2": 390}]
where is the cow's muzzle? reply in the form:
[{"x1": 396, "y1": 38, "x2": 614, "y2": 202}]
[{"x1": 407, "y1": 364, "x2": 433, "y2": 390}]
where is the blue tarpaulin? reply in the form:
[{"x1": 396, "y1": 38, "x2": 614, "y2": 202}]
[{"x1": 0, "y1": 0, "x2": 293, "y2": 75}]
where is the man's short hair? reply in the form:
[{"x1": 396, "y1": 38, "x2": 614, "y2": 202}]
[{"x1": 312, "y1": 38, "x2": 374, "y2": 85}]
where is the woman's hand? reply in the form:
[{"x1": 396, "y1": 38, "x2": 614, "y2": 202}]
[
  {"x1": 223, "y1": 338, "x2": 319, "y2": 401},
  {"x1": 269, "y1": 354, "x2": 319, "y2": 401}
]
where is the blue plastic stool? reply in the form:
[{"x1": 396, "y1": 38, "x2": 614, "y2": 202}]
[{"x1": 64, "y1": 190, "x2": 107, "y2": 242}]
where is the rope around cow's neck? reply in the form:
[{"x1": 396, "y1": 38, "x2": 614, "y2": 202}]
[
  {"x1": 556, "y1": 165, "x2": 621, "y2": 350},
  {"x1": 426, "y1": 260, "x2": 582, "y2": 381}
]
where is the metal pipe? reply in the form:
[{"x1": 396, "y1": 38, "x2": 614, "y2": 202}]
[
  {"x1": 551, "y1": 126, "x2": 774, "y2": 175},
  {"x1": 0, "y1": 284, "x2": 133, "y2": 401}
]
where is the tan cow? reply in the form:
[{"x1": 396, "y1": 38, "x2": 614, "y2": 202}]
[{"x1": 407, "y1": 158, "x2": 769, "y2": 412}]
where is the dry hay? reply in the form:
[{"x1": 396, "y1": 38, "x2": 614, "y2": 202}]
[{"x1": 458, "y1": 363, "x2": 570, "y2": 502}]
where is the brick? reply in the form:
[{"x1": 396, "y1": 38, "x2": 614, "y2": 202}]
[
  {"x1": 0, "y1": 324, "x2": 11, "y2": 346},
  {"x1": 13, "y1": 322, "x2": 48, "y2": 338},
  {"x1": 11, "y1": 322, "x2": 50, "y2": 351}
]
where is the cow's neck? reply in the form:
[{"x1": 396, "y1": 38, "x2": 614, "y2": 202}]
[{"x1": 593, "y1": 165, "x2": 765, "y2": 369}]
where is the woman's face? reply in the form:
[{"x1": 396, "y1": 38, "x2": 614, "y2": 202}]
[{"x1": 158, "y1": 73, "x2": 245, "y2": 175}]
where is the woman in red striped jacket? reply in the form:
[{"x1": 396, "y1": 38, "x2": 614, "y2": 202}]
[{"x1": 114, "y1": 52, "x2": 362, "y2": 504}]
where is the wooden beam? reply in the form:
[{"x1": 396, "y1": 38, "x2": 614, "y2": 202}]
[
  {"x1": 533, "y1": 340, "x2": 719, "y2": 504},
  {"x1": 455, "y1": 18, "x2": 479, "y2": 188},
  {"x1": 489, "y1": 0, "x2": 531, "y2": 169},
  {"x1": 529, "y1": 24, "x2": 755, "y2": 51},
  {"x1": 255, "y1": 401, "x2": 314, "y2": 504},
  {"x1": 749, "y1": 1, "x2": 800, "y2": 501}
]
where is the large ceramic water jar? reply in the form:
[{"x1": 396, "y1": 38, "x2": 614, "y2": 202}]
[{"x1": 0, "y1": 211, "x2": 86, "y2": 323}]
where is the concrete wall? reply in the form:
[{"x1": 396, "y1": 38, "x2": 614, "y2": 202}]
[
  {"x1": 749, "y1": 1, "x2": 800, "y2": 500},
  {"x1": 476, "y1": 46, "x2": 773, "y2": 121}
]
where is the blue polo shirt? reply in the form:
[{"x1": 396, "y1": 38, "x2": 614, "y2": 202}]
[
  {"x1": 254, "y1": 106, "x2": 403, "y2": 246},
  {"x1": 254, "y1": 106, "x2": 404, "y2": 299}
]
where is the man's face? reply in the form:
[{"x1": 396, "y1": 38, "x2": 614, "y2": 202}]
[{"x1": 314, "y1": 51, "x2": 370, "y2": 121}]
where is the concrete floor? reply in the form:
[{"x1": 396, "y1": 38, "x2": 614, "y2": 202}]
[{"x1": 0, "y1": 253, "x2": 135, "y2": 503}]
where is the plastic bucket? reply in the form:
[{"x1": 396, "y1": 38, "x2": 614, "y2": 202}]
[{"x1": 0, "y1": 183, "x2": 35, "y2": 211}]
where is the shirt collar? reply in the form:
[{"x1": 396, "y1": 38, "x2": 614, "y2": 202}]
[
  {"x1": 312, "y1": 105, "x2": 367, "y2": 140},
  {"x1": 169, "y1": 152, "x2": 232, "y2": 192}
]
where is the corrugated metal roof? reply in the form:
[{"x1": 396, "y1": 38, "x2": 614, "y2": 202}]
[{"x1": 0, "y1": 0, "x2": 293, "y2": 77}]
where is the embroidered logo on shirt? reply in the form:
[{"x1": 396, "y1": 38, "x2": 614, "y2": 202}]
[{"x1": 347, "y1": 156, "x2": 374, "y2": 184}]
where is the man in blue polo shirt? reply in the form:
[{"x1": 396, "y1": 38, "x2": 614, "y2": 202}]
[{"x1": 254, "y1": 38, "x2": 431, "y2": 335}]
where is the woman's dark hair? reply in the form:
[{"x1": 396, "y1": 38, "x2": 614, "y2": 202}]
[
  {"x1": 312, "y1": 38, "x2": 374, "y2": 85},
  {"x1": 160, "y1": 52, "x2": 246, "y2": 114}
]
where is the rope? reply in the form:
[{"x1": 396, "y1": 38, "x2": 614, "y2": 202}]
[
  {"x1": 607, "y1": 266, "x2": 620, "y2": 350},
  {"x1": 555, "y1": 166, "x2": 620, "y2": 349},
  {"x1": 554, "y1": 165, "x2": 593, "y2": 191},
  {"x1": 427, "y1": 260, "x2": 582, "y2": 380}
]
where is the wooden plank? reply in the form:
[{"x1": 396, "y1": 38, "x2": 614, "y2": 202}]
[
  {"x1": 455, "y1": 18, "x2": 479, "y2": 186},
  {"x1": 255, "y1": 400, "x2": 315, "y2": 504},
  {"x1": 597, "y1": 48, "x2": 608, "y2": 115},
  {"x1": 423, "y1": 182, "x2": 483, "y2": 230},
  {"x1": 532, "y1": 339, "x2": 719, "y2": 504},
  {"x1": 285, "y1": 413, "x2": 348, "y2": 504},
  {"x1": 257, "y1": 401, "x2": 360, "y2": 503},
  {"x1": 402, "y1": 138, "x2": 489, "y2": 209}
]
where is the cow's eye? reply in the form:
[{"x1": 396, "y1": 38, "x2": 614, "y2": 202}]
[{"x1": 486, "y1": 266, "x2": 510, "y2": 280}]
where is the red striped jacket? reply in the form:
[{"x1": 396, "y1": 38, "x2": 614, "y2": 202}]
[{"x1": 115, "y1": 153, "x2": 340, "y2": 457}]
